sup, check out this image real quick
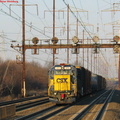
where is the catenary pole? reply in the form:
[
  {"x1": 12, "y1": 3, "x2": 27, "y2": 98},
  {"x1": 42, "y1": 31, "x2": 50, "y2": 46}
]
[{"x1": 22, "y1": 0, "x2": 26, "y2": 97}]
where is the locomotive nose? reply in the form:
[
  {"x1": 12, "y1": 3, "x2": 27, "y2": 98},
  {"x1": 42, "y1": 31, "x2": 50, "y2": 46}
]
[{"x1": 61, "y1": 94, "x2": 65, "y2": 99}]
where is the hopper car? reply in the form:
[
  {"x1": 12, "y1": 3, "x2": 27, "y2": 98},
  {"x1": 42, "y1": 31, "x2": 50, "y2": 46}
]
[{"x1": 48, "y1": 63, "x2": 106, "y2": 104}]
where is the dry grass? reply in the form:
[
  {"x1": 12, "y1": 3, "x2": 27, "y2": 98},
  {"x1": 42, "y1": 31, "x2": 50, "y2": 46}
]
[{"x1": 0, "y1": 95, "x2": 16, "y2": 102}]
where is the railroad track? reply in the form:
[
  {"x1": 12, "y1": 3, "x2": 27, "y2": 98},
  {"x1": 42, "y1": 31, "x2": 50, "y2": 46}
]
[
  {"x1": 6, "y1": 89, "x2": 113, "y2": 120},
  {"x1": 15, "y1": 90, "x2": 110, "y2": 120},
  {"x1": 0, "y1": 95, "x2": 47, "y2": 107},
  {"x1": 70, "y1": 89, "x2": 115, "y2": 120},
  {"x1": 16, "y1": 98, "x2": 49, "y2": 111},
  {"x1": 16, "y1": 104, "x2": 71, "y2": 120},
  {"x1": 47, "y1": 89, "x2": 114, "y2": 120}
]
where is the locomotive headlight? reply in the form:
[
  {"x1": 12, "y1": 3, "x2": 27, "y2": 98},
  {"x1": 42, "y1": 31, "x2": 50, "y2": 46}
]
[
  {"x1": 54, "y1": 92, "x2": 57, "y2": 95},
  {"x1": 68, "y1": 92, "x2": 71, "y2": 95}
]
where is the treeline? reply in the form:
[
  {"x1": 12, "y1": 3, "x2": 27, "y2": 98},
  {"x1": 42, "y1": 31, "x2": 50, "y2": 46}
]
[{"x1": 0, "y1": 59, "x2": 51, "y2": 98}]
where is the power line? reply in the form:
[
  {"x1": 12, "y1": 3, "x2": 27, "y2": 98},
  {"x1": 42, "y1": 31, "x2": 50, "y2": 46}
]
[
  {"x1": 42, "y1": 0, "x2": 66, "y2": 39},
  {"x1": 1, "y1": 3, "x2": 51, "y2": 38},
  {"x1": 63, "y1": 0, "x2": 93, "y2": 39}
]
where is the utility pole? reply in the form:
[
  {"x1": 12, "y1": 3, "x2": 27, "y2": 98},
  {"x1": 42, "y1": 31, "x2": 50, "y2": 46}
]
[
  {"x1": 102, "y1": 3, "x2": 120, "y2": 88},
  {"x1": 22, "y1": 0, "x2": 26, "y2": 97},
  {"x1": 83, "y1": 30, "x2": 84, "y2": 67},
  {"x1": 46, "y1": 6, "x2": 87, "y2": 65},
  {"x1": 10, "y1": 1, "x2": 39, "y2": 97},
  {"x1": 67, "y1": 4, "x2": 69, "y2": 64},
  {"x1": 87, "y1": 37, "x2": 89, "y2": 70},
  {"x1": 52, "y1": 0, "x2": 55, "y2": 65},
  {"x1": 119, "y1": 53, "x2": 120, "y2": 88},
  {"x1": 76, "y1": 14, "x2": 78, "y2": 65},
  {"x1": 91, "y1": 39, "x2": 93, "y2": 72}
]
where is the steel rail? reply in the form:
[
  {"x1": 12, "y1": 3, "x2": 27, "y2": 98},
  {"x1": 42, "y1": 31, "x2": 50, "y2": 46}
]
[
  {"x1": 94, "y1": 89, "x2": 115, "y2": 120},
  {"x1": 15, "y1": 90, "x2": 107, "y2": 120},
  {"x1": 16, "y1": 98, "x2": 49, "y2": 111},
  {"x1": 16, "y1": 105, "x2": 57, "y2": 120},
  {"x1": 37, "y1": 105, "x2": 71, "y2": 120},
  {"x1": 0, "y1": 96, "x2": 47, "y2": 106},
  {"x1": 71, "y1": 90, "x2": 111, "y2": 120}
]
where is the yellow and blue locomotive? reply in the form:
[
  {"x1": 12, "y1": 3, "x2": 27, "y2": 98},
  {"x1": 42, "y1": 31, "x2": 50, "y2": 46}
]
[{"x1": 48, "y1": 63, "x2": 92, "y2": 104}]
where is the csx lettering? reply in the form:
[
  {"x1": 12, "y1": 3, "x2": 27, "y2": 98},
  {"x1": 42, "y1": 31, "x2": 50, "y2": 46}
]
[{"x1": 56, "y1": 78, "x2": 68, "y2": 83}]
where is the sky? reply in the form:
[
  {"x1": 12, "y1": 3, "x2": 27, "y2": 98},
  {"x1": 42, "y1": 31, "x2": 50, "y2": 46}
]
[{"x1": 0, "y1": 0, "x2": 120, "y2": 79}]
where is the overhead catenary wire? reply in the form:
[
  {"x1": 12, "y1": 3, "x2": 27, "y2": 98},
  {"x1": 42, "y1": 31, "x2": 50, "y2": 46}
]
[
  {"x1": 1, "y1": 3, "x2": 51, "y2": 39},
  {"x1": 0, "y1": 3, "x2": 54, "y2": 63},
  {"x1": 70, "y1": 0, "x2": 114, "y2": 77},
  {"x1": 0, "y1": 32, "x2": 53, "y2": 64},
  {"x1": 42, "y1": 0, "x2": 69, "y2": 40},
  {"x1": 63, "y1": 0, "x2": 93, "y2": 39},
  {"x1": 0, "y1": 33, "x2": 75, "y2": 67},
  {"x1": 0, "y1": 0, "x2": 118, "y2": 79}
]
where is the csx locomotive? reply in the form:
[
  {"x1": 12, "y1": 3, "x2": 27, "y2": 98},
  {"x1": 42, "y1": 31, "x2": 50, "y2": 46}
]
[{"x1": 48, "y1": 63, "x2": 106, "y2": 104}]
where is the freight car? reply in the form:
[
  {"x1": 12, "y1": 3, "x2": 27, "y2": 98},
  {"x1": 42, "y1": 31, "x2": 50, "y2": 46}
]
[
  {"x1": 91, "y1": 74, "x2": 106, "y2": 92},
  {"x1": 48, "y1": 63, "x2": 106, "y2": 104}
]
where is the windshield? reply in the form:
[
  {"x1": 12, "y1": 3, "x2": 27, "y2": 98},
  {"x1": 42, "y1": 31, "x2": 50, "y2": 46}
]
[
  {"x1": 49, "y1": 69, "x2": 54, "y2": 79},
  {"x1": 55, "y1": 70, "x2": 71, "y2": 75}
]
